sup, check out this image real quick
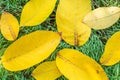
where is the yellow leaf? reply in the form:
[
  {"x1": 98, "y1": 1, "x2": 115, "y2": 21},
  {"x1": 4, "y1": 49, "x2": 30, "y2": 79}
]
[
  {"x1": 56, "y1": 49, "x2": 108, "y2": 80},
  {"x1": 32, "y1": 61, "x2": 61, "y2": 80},
  {"x1": 1, "y1": 30, "x2": 60, "y2": 71},
  {"x1": 56, "y1": 0, "x2": 91, "y2": 46},
  {"x1": 20, "y1": 0, "x2": 56, "y2": 26},
  {"x1": 0, "y1": 23, "x2": 1, "y2": 31},
  {"x1": 0, "y1": 12, "x2": 19, "y2": 41},
  {"x1": 100, "y1": 31, "x2": 120, "y2": 66},
  {"x1": 83, "y1": 7, "x2": 120, "y2": 30}
]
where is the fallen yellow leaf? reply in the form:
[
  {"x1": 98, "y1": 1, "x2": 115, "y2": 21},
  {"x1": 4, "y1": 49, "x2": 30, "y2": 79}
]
[
  {"x1": 2, "y1": 30, "x2": 60, "y2": 71},
  {"x1": 20, "y1": 0, "x2": 56, "y2": 26},
  {"x1": 56, "y1": 0, "x2": 91, "y2": 46},
  {"x1": 100, "y1": 31, "x2": 120, "y2": 66},
  {"x1": 32, "y1": 61, "x2": 61, "y2": 80},
  {"x1": 0, "y1": 12, "x2": 19, "y2": 41},
  {"x1": 83, "y1": 7, "x2": 120, "y2": 29},
  {"x1": 56, "y1": 49, "x2": 109, "y2": 80}
]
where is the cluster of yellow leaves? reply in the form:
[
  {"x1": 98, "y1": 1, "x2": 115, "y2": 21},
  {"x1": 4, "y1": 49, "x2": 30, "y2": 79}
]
[
  {"x1": 0, "y1": 0, "x2": 56, "y2": 41},
  {"x1": 0, "y1": 0, "x2": 120, "y2": 80},
  {"x1": 33, "y1": 49, "x2": 109, "y2": 80}
]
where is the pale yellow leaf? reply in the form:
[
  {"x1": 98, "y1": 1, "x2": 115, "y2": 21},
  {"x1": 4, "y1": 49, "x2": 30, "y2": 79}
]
[
  {"x1": 83, "y1": 7, "x2": 120, "y2": 30},
  {"x1": 1, "y1": 30, "x2": 60, "y2": 71},
  {"x1": 0, "y1": 12, "x2": 19, "y2": 41},
  {"x1": 32, "y1": 61, "x2": 61, "y2": 80},
  {"x1": 100, "y1": 31, "x2": 120, "y2": 66},
  {"x1": 20, "y1": 0, "x2": 56, "y2": 26},
  {"x1": 56, "y1": 0, "x2": 91, "y2": 46},
  {"x1": 56, "y1": 49, "x2": 108, "y2": 80}
]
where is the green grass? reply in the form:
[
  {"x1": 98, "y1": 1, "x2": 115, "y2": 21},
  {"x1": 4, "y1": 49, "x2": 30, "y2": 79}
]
[{"x1": 0, "y1": 0, "x2": 120, "y2": 80}]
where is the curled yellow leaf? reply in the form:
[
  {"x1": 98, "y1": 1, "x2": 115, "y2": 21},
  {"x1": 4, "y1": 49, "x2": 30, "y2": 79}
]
[
  {"x1": 56, "y1": 0, "x2": 91, "y2": 46},
  {"x1": 0, "y1": 12, "x2": 19, "y2": 41},
  {"x1": 1, "y1": 30, "x2": 60, "y2": 71},
  {"x1": 32, "y1": 61, "x2": 61, "y2": 80},
  {"x1": 100, "y1": 31, "x2": 120, "y2": 66},
  {"x1": 20, "y1": 0, "x2": 56, "y2": 26},
  {"x1": 83, "y1": 7, "x2": 120, "y2": 30},
  {"x1": 56, "y1": 49, "x2": 108, "y2": 80}
]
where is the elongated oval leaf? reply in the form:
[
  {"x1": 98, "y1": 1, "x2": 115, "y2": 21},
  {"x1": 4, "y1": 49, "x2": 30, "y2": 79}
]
[
  {"x1": 100, "y1": 31, "x2": 120, "y2": 66},
  {"x1": 1, "y1": 31, "x2": 60, "y2": 71},
  {"x1": 56, "y1": 0, "x2": 91, "y2": 46},
  {"x1": 56, "y1": 49, "x2": 108, "y2": 80},
  {"x1": 83, "y1": 7, "x2": 120, "y2": 30},
  {"x1": 0, "y1": 12, "x2": 19, "y2": 41},
  {"x1": 20, "y1": 0, "x2": 56, "y2": 26},
  {"x1": 32, "y1": 61, "x2": 61, "y2": 80}
]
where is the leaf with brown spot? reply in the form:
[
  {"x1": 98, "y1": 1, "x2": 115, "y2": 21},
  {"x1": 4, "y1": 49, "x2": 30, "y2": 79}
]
[
  {"x1": 56, "y1": 0, "x2": 91, "y2": 46},
  {"x1": 0, "y1": 12, "x2": 19, "y2": 41},
  {"x1": 56, "y1": 49, "x2": 109, "y2": 80}
]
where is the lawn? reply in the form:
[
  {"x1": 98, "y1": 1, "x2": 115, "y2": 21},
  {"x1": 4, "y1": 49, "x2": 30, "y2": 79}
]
[{"x1": 0, "y1": 0, "x2": 120, "y2": 80}]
